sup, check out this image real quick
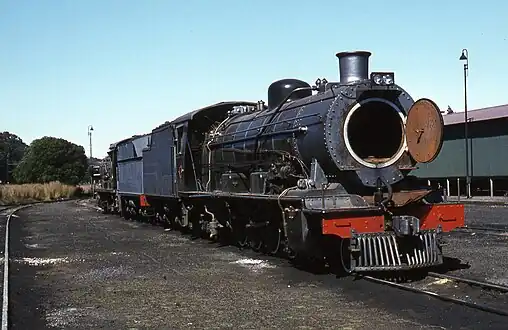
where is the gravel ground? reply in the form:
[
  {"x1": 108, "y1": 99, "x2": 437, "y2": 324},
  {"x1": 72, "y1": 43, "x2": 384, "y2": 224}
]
[
  {"x1": 464, "y1": 204, "x2": 508, "y2": 228},
  {"x1": 440, "y1": 204, "x2": 508, "y2": 286},
  {"x1": 4, "y1": 201, "x2": 508, "y2": 329}
]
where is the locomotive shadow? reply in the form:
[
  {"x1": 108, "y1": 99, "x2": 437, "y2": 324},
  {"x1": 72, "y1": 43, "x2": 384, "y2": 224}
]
[
  {"x1": 349, "y1": 257, "x2": 471, "y2": 283},
  {"x1": 430, "y1": 256, "x2": 471, "y2": 274},
  {"x1": 276, "y1": 256, "x2": 472, "y2": 284}
]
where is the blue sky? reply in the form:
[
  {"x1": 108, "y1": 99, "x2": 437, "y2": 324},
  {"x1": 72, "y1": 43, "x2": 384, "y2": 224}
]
[{"x1": 1, "y1": 0, "x2": 507, "y2": 158}]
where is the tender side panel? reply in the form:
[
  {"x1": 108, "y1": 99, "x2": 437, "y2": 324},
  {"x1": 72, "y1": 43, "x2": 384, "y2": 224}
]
[
  {"x1": 117, "y1": 135, "x2": 150, "y2": 196},
  {"x1": 132, "y1": 136, "x2": 150, "y2": 157},
  {"x1": 117, "y1": 160, "x2": 144, "y2": 195},
  {"x1": 117, "y1": 141, "x2": 136, "y2": 160},
  {"x1": 322, "y1": 215, "x2": 385, "y2": 238},
  {"x1": 143, "y1": 125, "x2": 175, "y2": 197}
]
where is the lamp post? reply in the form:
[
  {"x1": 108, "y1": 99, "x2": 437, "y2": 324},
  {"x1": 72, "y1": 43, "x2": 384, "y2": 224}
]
[
  {"x1": 88, "y1": 125, "x2": 94, "y2": 195},
  {"x1": 459, "y1": 49, "x2": 470, "y2": 198},
  {"x1": 459, "y1": 48, "x2": 471, "y2": 198},
  {"x1": 468, "y1": 117, "x2": 474, "y2": 194}
]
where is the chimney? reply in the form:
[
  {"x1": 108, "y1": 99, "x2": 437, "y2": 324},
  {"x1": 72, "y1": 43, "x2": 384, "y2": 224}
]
[{"x1": 335, "y1": 51, "x2": 372, "y2": 84}]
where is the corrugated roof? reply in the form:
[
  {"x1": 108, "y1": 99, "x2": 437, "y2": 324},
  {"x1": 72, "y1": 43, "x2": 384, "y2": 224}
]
[{"x1": 443, "y1": 104, "x2": 508, "y2": 125}]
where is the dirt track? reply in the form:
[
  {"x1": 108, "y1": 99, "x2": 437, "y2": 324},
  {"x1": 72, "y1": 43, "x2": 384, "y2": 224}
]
[{"x1": 4, "y1": 201, "x2": 508, "y2": 329}]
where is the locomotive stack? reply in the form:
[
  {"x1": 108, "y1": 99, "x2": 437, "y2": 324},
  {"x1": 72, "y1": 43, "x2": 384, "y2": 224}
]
[{"x1": 95, "y1": 50, "x2": 465, "y2": 274}]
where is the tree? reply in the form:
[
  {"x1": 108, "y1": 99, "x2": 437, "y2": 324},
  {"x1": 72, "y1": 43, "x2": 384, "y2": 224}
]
[
  {"x1": 13, "y1": 136, "x2": 88, "y2": 185},
  {"x1": 0, "y1": 132, "x2": 28, "y2": 183}
]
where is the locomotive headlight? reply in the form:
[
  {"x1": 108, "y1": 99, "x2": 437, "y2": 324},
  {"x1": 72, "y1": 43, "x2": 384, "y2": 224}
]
[{"x1": 370, "y1": 72, "x2": 395, "y2": 86}]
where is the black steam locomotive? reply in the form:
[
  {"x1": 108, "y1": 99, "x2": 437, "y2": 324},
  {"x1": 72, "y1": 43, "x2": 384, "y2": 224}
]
[{"x1": 95, "y1": 50, "x2": 464, "y2": 273}]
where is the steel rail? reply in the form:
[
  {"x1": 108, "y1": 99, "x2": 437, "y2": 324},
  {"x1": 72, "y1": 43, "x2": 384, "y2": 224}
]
[
  {"x1": 2, "y1": 204, "x2": 32, "y2": 330},
  {"x1": 428, "y1": 272, "x2": 508, "y2": 293},
  {"x1": 1, "y1": 200, "x2": 73, "y2": 330},
  {"x1": 360, "y1": 275, "x2": 508, "y2": 317},
  {"x1": 461, "y1": 225, "x2": 508, "y2": 233}
]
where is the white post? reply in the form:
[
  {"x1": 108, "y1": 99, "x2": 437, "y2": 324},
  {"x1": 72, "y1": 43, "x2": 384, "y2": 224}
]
[
  {"x1": 446, "y1": 179, "x2": 450, "y2": 196},
  {"x1": 457, "y1": 178, "x2": 461, "y2": 202},
  {"x1": 490, "y1": 178, "x2": 494, "y2": 197}
]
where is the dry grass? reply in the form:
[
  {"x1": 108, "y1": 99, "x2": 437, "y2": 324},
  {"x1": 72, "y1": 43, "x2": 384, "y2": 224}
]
[{"x1": 0, "y1": 181, "x2": 83, "y2": 205}]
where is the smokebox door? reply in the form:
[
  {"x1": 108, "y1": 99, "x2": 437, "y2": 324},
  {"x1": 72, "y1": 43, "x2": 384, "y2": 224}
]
[{"x1": 405, "y1": 98, "x2": 444, "y2": 163}]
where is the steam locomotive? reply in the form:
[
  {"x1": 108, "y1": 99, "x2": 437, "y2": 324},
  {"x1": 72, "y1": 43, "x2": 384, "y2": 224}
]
[{"x1": 95, "y1": 50, "x2": 465, "y2": 273}]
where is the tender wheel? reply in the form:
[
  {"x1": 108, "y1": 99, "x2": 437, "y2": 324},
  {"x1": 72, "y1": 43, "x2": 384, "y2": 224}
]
[
  {"x1": 262, "y1": 224, "x2": 282, "y2": 255},
  {"x1": 247, "y1": 223, "x2": 263, "y2": 252},
  {"x1": 121, "y1": 202, "x2": 130, "y2": 220},
  {"x1": 161, "y1": 213, "x2": 172, "y2": 230},
  {"x1": 155, "y1": 212, "x2": 163, "y2": 226},
  {"x1": 248, "y1": 235, "x2": 263, "y2": 252},
  {"x1": 232, "y1": 221, "x2": 248, "y2": 248}
]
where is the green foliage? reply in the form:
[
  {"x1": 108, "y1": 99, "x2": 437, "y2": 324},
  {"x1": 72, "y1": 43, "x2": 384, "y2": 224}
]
[
  {"x1": 0, "y1": 132, "x2": 28, "y2": 183},
  {"x1": 13, "y1": 136, "x2": 88, "y2": 186}
]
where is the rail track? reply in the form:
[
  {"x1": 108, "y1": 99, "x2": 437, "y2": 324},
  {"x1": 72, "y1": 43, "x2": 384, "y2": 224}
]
[
  {"x1": 0, "y1": 207, "x2": 14, "y2": 214},
  {"x1": 1, "y1": 199, "x2": 77, "y2": 330},
  {"x1": 454, "y1": 225, "x2": 508, "y2": 237},
  {"x1": 462, "y1": 225, "x2": 508, "y2": 233},
  {"x1": 1, "y1": 205, "x2": 34, "y2": 330},
  {"x1": 360, "y1": 271, "x2": 508, "y2": 317}
]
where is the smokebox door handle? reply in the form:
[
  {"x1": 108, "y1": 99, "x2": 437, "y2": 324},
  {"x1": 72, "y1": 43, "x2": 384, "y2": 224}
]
[{"x1": 415, "y1": 128, "x2": 424, "y2": 143}]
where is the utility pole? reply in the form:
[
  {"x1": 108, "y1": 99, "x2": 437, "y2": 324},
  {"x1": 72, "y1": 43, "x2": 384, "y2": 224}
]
[
  {"x1": 88, "y1": 125, "x2": 94, "y2": 195},
  {"x1": 5, "y1": 150, "x2": 9, "y2": 183}
]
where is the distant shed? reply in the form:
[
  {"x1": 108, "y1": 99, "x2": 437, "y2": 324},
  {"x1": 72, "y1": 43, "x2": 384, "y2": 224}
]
[{"x1": 411, "y1": 104, "x2": 508, "y2": 196}]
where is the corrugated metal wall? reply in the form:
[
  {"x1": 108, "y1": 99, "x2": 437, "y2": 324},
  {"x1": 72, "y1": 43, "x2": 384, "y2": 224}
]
[
  {"x1": 143, "y1": 125, "x2": 175, "y2": 197},
  {"x1": 412, "y1": 118, "x2": 508, "y2": 178}
]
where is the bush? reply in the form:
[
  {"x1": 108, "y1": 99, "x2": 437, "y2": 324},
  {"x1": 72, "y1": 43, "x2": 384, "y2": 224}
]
[
  {"x1": 0, "y1": 181, "x2": 79, "y2": 205},
  {"x1": 13, "y1": 136, "x2": 88, "y2": 185}
]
